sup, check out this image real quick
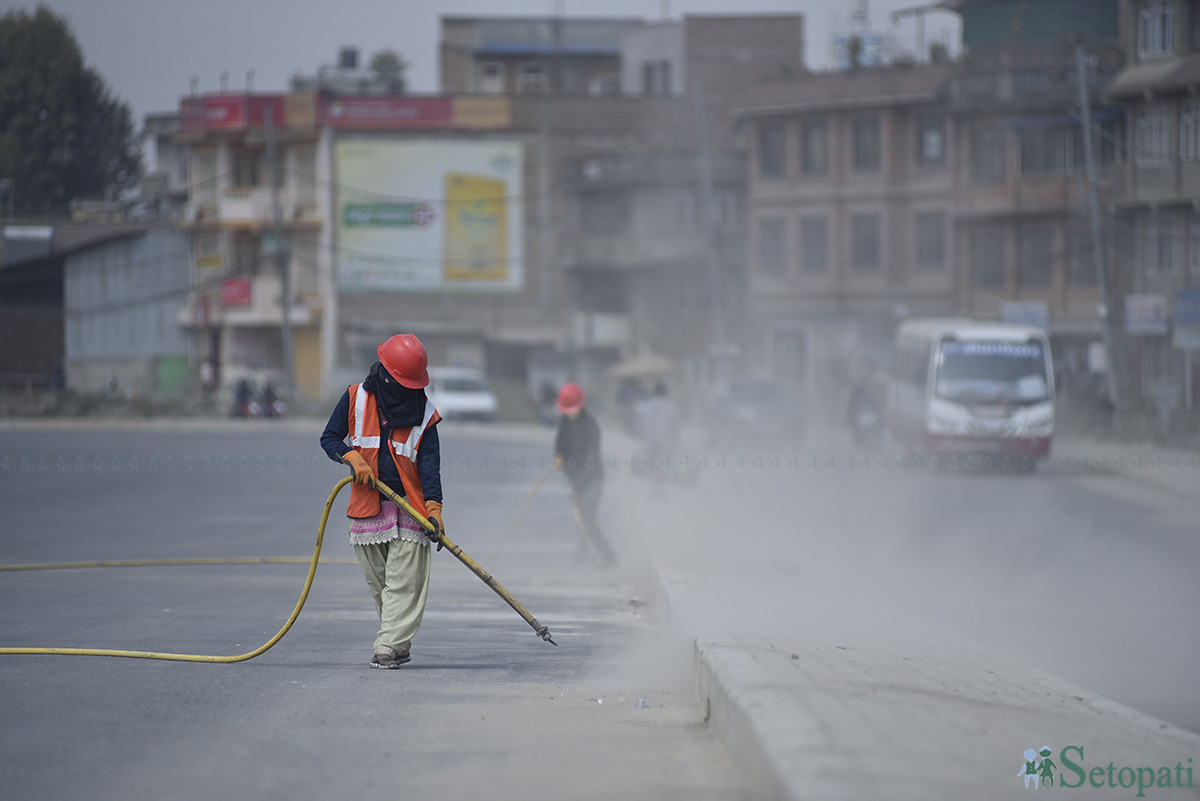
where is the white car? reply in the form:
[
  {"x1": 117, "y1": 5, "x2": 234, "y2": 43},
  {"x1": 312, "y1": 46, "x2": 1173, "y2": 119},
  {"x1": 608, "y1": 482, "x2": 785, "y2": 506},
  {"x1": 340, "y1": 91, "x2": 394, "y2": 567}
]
[{"x1": 426, "y1": 367, "x2": 498, "y2": 422}]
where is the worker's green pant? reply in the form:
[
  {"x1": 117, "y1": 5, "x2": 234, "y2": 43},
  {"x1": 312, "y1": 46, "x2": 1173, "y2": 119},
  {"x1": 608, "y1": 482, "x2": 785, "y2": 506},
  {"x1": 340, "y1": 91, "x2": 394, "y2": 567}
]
[{"x1": 354, "y1": 537, "x2": 431, "y2": 656}]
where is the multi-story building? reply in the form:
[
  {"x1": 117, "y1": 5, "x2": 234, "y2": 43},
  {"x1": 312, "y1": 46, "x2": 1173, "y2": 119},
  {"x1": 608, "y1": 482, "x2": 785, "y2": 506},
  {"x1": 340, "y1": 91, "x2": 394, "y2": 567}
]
[
  {"x1": 1108, "y1": 0, "x2": 1200, "y2": 416},
  {"x1": 170, "y1": 15, "x2": 807, "y2": 409},
  {"x1": 738, "y1": 0, "x2": 1124, "y2": 419},
  {"x1": 738, "y1": 63, "x2": 958, "y2": 412},
  {"x1": 441, "y1": 14, "x2": 805, "y2": 397},
  {"x1": 175, "y1": 87, "x2": 531, "y2": 403}
]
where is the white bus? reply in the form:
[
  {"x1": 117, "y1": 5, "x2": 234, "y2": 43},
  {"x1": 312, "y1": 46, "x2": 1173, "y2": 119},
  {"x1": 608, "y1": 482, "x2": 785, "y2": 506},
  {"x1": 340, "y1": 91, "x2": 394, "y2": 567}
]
[{"x1": 888, "y1": 318, "x2": 1055, "y2": 467}]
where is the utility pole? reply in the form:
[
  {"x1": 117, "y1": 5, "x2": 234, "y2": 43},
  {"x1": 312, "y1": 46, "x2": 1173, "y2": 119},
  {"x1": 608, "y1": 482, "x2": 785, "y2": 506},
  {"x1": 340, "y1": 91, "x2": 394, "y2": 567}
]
[
  {"x1": 264, "y1": 105, "x2": 295, "y2": 396},
  {"x1": 1075, "y1": 40, "x2": 1121, "y2": 410},
  {"x1": 693, "y1": 80, "x2": 730, "y2": 382}
]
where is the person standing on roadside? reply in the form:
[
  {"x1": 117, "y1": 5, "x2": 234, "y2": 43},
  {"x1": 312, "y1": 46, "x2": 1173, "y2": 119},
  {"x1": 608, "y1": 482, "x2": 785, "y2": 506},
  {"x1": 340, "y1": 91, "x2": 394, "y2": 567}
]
[
  {"x1": 320, "y1": 333, "x2": 444, "y2": 669},
  {"x1": 553, "y1": 382, "x2": 616, "y2": 568}
]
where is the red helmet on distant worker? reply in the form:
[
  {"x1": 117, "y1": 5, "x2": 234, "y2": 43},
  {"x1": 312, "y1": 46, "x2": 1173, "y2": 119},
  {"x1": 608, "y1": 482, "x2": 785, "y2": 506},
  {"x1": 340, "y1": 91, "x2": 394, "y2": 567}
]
[
  {"x1": 377, "y1": 334, "x2": 429, "y2": 389},
  {"x1": 556, "y1": 382, "x2": 585, "y2": 414}
]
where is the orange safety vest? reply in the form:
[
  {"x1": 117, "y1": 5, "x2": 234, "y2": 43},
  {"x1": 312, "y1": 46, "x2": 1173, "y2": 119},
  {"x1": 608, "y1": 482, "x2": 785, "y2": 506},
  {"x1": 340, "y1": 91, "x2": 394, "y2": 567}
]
[{"x1": 345, "y1": 383, "x2": 441, "y2": 520}]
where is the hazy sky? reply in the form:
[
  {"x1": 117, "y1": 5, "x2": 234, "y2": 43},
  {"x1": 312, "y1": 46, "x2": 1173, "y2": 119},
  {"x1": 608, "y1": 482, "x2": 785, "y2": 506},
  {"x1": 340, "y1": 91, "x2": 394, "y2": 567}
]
[{"x1": 1, "y1": 0, "x2": 961, "y2": 123}]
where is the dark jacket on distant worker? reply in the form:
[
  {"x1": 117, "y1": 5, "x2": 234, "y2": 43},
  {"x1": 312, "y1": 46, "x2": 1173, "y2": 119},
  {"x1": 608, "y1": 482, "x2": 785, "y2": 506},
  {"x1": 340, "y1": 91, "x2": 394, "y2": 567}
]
[{"x1": 554, "y1": 407, "x2": 603, "y2": 491}]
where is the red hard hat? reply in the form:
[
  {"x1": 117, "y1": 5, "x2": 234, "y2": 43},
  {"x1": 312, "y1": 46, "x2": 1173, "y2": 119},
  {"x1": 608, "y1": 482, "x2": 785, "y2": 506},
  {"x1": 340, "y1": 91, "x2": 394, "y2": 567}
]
[
  {"x1": 377, "y1": 334, "x2": 429, "y2": 389},
  {"x1": 556, "y1": 382, "x2": 585, "y2": 414}
]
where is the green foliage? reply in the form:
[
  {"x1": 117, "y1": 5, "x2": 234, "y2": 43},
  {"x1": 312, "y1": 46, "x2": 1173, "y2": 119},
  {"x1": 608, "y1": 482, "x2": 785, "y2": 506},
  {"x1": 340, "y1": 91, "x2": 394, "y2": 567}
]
[
  {"x1": 0, "y1": 7, "x2": 141, "y2": 215},
  {"x1": 369, "y1": 49, "x2": 407, "y2": 83},
  {"x1": 846, "y1": 36, "x2": 864, "y2": 70}
]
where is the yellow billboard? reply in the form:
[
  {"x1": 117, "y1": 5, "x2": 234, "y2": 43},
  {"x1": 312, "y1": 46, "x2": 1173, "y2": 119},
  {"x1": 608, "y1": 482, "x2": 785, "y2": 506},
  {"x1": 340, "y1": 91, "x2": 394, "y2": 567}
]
[{"x1": 336, "y1": 140, "x2": 523, "y2": 292}]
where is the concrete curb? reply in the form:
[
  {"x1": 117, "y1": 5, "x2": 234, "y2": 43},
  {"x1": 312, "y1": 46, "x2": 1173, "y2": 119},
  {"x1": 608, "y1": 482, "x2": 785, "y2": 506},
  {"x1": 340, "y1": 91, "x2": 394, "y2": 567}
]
[{"x1": 654, "y1": 562, "x2": 1200, "y2": 801}]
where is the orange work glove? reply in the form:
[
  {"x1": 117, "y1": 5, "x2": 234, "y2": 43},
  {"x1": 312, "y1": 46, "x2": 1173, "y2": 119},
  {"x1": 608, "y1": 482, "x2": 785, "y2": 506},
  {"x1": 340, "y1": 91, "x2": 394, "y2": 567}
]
[
  {"x1": 342, "y1": 451, "x2": 373, "y2": 487},
  {"x1": 424, "y1": 500, "x2": 444, "y2": 550}
]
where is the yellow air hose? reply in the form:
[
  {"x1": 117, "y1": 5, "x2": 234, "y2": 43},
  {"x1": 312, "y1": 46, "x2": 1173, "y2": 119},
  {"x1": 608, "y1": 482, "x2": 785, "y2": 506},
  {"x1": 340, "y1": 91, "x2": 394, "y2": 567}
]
[{"x1": 0, "y1": 475, "x2": 354, "y2": 663}]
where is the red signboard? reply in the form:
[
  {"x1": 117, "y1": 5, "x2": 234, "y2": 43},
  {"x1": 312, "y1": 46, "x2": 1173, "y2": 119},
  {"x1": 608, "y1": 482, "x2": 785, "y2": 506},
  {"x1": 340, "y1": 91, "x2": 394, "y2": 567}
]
[
  {"x1": 219, "y1": 277, "x2": 252, "y2": 308},
  {"x1": 179, "y1": 94, "x2": 286, "y2": 133},
  {"x1": 180, "y1": 93, "x2": 506, "y2": 133},
  {"x1": 179, "y1": 95, "x2": 246, "y2": 133},
  {"x1": 321, "y1": 96, "x2": 454, "y2": 129}
]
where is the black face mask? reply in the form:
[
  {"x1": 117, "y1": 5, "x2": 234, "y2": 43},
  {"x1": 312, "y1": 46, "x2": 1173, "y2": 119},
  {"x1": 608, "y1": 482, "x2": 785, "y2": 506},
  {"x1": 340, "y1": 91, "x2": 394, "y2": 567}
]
[{"x1": 363, "y1": 361, "x2": 426, "y2": 429}]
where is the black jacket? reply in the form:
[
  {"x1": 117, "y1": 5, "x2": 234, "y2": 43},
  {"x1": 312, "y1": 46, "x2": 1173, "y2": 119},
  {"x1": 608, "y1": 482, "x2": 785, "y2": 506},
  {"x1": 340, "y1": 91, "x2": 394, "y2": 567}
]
[{"x1": 554, "y1": 408, "x2": 603, "y2": 490}]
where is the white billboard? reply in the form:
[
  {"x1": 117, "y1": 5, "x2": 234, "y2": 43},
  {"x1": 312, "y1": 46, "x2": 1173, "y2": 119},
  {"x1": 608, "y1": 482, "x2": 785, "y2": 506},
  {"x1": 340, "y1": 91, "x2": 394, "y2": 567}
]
[{"x1": 335, "y1": 140, "x2": 523, "y2": 291}]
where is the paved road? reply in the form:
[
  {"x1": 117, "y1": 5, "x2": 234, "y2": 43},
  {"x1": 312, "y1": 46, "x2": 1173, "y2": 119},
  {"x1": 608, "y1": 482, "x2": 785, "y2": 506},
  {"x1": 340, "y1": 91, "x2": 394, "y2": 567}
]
[
  {"x1": 5, "y1": 418, "x2": 1198, "y2": 800},
  {"x1": 0, "y1": 422, "x2": 745, "y2": 801}
]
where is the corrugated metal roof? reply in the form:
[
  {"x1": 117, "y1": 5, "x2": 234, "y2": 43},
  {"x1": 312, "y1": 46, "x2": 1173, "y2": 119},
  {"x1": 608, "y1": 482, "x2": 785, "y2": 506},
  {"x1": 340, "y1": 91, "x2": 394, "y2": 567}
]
[{"x1": 0, "y1": 221, "x2": 154, "y2": 269}]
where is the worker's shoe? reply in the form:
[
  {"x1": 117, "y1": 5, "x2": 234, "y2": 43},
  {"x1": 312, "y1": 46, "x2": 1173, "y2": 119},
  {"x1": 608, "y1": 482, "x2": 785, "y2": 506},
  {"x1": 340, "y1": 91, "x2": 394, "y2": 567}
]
[{"x1": 369, "y1": 645, "x2": 410, "y2": 669}]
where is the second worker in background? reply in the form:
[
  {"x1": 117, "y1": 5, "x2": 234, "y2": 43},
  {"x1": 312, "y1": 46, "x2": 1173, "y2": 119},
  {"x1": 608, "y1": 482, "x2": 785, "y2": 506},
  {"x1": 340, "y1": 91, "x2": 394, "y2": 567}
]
[{"x1": 553, "y1": 382, "x2": 617, "y2": 569}]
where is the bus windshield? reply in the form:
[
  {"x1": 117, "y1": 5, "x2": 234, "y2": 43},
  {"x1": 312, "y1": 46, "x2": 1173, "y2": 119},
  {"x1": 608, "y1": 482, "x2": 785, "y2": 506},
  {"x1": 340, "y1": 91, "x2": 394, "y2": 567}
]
[{"x1": 934, "y1": 340, "x2": 1050, "y2": 404}]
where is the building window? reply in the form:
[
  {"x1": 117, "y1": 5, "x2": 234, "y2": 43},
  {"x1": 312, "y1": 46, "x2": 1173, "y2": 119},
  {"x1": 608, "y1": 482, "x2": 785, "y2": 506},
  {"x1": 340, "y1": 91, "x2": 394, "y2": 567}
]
[
  {"x1": 1182, "y1": 100, "x2": 1200, "y2": 162},
  {"x1": 851, "y1": 214, "x2": 880, "y2": 271},
  {"x1": 757, "y1": 218, "x2": 787, "y2": 278},
  {"x1": 231, "y1": 148, "x2": 262, "y2": 187},
  {"x1": 970, "y1": 229, "x2": 1005, "y2": 287},
  {"x1": 1019, "y1": 226, "x2": 1053, "y2": 287},
  {"x1": 477, "y1": 62, "x2": 505, "y2": 94},
  {"x1": 971, "y1": 125, "x2": 1006, "y2": 183},
  {"x1": 800, "y1": 217, "x2": 827, "y2": 273},
  {"x1": 1138, "y1": 0, "x2": 1173, "y2": 59},
  {"x1": 517, "y1": 63, "x2": 547, "y2": 94},
  {"x1": 853, "y1": 117, "x2": 880, "y2": 172},
  {"x1": 1137, "y1": 105, "x2": 1171, "y2": 165},
  {"x1": 915, "y1": 212, "x2": 945, "y2": 271},
  {"x1": 917, "y1": 115, "x2": 945, "y2": 165},
  {"x1": 758, "y1": 121, "x2": 785, "y2": 178},
  {"x1": 232, "y1": 231, "x2": 259, "y2": 276},
  {"x1": 1144, "y1": 213, "x2": 1178, "y2": 276},
  {"x1": 1068, "y1": 225, "x2": 1097, "y2": 286},
  {"x1": 1020, "y1": 125, "x2": 1077, "y2": 174},
  {"x1": 1095, "y1": 114, "x2": 1125, "y2": 166},
  {"x1": 801, "y1": 120, "x2": 828, "y2": 175}
]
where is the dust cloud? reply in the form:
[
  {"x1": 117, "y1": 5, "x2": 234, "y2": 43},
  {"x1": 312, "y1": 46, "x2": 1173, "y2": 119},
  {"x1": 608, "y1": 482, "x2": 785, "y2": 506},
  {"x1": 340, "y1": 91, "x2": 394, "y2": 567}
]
[{"x1": 585, "y1": 412, "x2": 1200, "y2": 735}]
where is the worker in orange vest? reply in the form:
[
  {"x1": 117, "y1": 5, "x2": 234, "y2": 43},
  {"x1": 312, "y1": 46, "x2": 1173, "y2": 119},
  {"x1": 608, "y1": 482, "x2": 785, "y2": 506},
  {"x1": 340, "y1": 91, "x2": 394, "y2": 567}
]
[{"x1": 320, "y1": 334, "x2": 444, "y2": 669}]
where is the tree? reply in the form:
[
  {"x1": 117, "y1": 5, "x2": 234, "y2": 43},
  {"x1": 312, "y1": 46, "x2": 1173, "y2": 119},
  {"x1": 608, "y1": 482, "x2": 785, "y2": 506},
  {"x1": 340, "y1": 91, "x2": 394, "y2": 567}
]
[
  {"x1": 369, "y1": 49, "x2": 408, "y2": 91},
  {"x1": 0, "y1": 7, "x2": 140, "y2": 216}
]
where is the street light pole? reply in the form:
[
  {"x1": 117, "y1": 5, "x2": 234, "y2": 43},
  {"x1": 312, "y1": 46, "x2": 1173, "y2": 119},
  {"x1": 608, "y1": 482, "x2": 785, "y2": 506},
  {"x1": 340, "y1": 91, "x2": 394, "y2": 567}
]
[
  {"x1": 264, "y1": 105, "x2": 295, "y2": 397},
  {"x1": 1074, "y1": 40, "x2": 1122, "y2": 410}
]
